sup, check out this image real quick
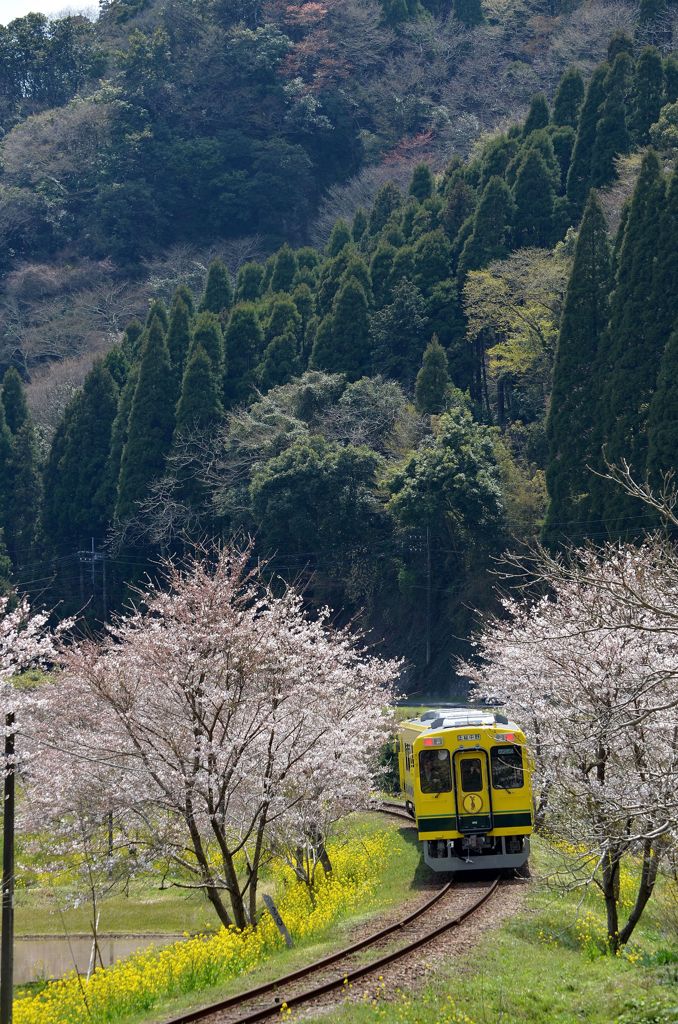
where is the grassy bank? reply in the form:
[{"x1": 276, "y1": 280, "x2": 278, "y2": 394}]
[
  {"x1": 303, "y1": 836, "x2": 678, "y2": 1024},
  {"x1": 14, "y1": 814, "x2": 432, "y2": 1024}
]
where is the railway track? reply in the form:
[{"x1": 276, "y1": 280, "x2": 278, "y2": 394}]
[{"x1": 164, "y1": 857, "x2": 501, "y2": 1024}]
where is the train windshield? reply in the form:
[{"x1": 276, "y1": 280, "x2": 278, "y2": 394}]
[
  {"x1": 419, "y1": 749, "x2": 452, "y2": 793},
  {"x1": 491, "y1": 745, "x2": 524, "y2": 789},
  {"x1": 459, "y1": 757, "x2": 483, "y2": 792}
]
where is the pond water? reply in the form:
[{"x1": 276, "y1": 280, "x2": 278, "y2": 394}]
[{"x1": 15, "y1": 933, "x2": 185, "y2": 984}]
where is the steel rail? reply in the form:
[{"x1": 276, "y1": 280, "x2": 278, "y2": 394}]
[
  {"x1": 163, "y1": 880, "x2": 453, "y2": 1024},
  {"x1": 225, "y1": 877, "x2": 499, "y2": 1024},
  {"x1": 164, "y1": 876, "x2": 500, "y2": 1024}
]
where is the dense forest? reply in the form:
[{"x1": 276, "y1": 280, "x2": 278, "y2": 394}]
[{"x1": 1, "y1": 0, "x2": 677, "y2": 690}]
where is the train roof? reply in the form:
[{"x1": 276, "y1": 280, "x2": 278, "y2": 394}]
[{"x1": 399, "y1": 707, "x2": 522, "y2": 734}]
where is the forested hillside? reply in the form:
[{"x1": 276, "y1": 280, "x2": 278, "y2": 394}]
[
  {"x1": 1, "y1": 0, "x2": 666, "y2": 386},
  {"x1": 1, "y1": 0, "x2": 677, "y2": 690}
]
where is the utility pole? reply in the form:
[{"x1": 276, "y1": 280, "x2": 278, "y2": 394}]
[{"x1": 1, "y1": 712, "x2": 15, "y2": 1024}]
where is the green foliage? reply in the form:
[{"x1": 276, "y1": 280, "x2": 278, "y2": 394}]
[
  {"x1": 650, "y1": 100, "x2": 678, "y2": 153},
  {"x1": 146, "y1": 298, "x2": 169, "y2": 331},
  {"x1": 266, "y1": 295, "x2": 302, "y2": 342},
  {"x1": 116, "y1": 322, "x2": 174, "y2": 520},
  {"x1": 0, "y1": 399, "x2": 14, "y2": 541},
  {"x1": 352, "y1": 208, "x2": 368, "y2": 243},
  {"x1": 166, "y1": 296, "x2": 192, "y2": 390},
  {"x1": 250, "y1": 435, "x2": 381, "y2": 560},
  {"x1": 6, "y1": 420, "x2": 41, "y2": 565},
  {"x1": 409, "y1": 163, "x2": 435, "y2": 201},
  {"x1": 553, "y1": 67, "x2": 585, "y2": 128},
  {"x1": 311, "y1": 279, "x2": 370, "y2": 380},
  {"x1": 388, "y1": 407, "x2": 503, "y2": 540},
  {"x1": 327, "y1": 220, "x2": 352, "y2": 257},
  {"x1": 192, "y1": 311, "x2": 225, "y2": 377},
  {"x1": 631, "y1": 47, "x2": 665, "y2": 145},
  {"x1": 224, "y1": 303, "x2": 264, "y2": 406},
  {"x1": 370, "y1": 280, "x2": 430, "y2": 386},
  {"x1": 175, "y1": 343, "x2": 223, "y2": 437},
  {"x1": 1, "y1": 368, "x2": 28, "y2": 435},
  {"x1": 236, "y1": 262, "x2": 265, "y2": 303},
  {"x1": 441, "y1": 178, "x2": 476, "y2": 242},
  {"x1": 43, "y1": 360, "x2": 119, "y2": 550},
  {"x1": 513, "y1": 149, "x2": 556, "y2": 247},
  {"x1": 200, "y1": 259, "x2": 233, "y2": 315},
  {"x1": 665, "y1": 55, "x2": 678, "y2": 104},
  {"x1": 523, "y1": 94, "x2": 550, "y2": 136},
  {"x1": 544, "y1": 193, "x2": 612, "y2": 546},
  {"x1": 258, "y1": 330, "x2": 301, "y2": 391},
  {"x1": 369, "y1": 183, "x2": 403, "y2": 236},
  {"x1": 458, "y1": 176, "x2": 514, "y2": 282},
  {"x1": 566, "y1": 64, "x2": 608, "y2": 216},
  {"x1": 590, "y1": 66, "x2": 631, "y2": 188},
  {"x1": 453, "y1": 0, "x2": 484, "y2": 26},
  {"x1": 598, "y1": 152, "x2": 667, "y2": 535},
  {"x1": 413, "y1": 229, "x2": 453, "y2": 294},
  {"x1": 608, "y1": 31, "x2": 634, "y2": 61},
  {"x1": 270, "y1": 244, "x2": 298, "y2": 293},
  {"x1": 415, "y1": 335, "x2": 451, "y2": 415},
  {"x1": 647, "y1": 326, "x2": 678, "y2": 485}
]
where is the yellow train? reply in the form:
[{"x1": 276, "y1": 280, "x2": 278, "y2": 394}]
[{"x1": 397, "y1": 706, "x2": 533, "y2": 873}]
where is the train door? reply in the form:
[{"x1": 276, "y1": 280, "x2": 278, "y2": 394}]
[{"x1": 454, "y1": 751, "x2": 493, "y2": 833}]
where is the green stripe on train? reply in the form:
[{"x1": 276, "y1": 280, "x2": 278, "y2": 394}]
[{"x1": 416, "y1": 811, "x2": 533, "y2": 833}]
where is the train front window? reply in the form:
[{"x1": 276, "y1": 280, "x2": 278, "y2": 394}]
[
  {"x1": 419, "y1": 749, "x2": 452, "y2": 793},
  {"x1": 491, "y1": 745, "x2": 524, "y2": 789},
  {"x1": 460, "y1": 757, "x2": 483, "y2": 792}
]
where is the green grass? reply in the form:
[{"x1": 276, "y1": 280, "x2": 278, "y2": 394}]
[
  {"x1": 302, "y1": 836, "x2": 678, "y2": 1024},
  {"x1": 115, "y1": 814, "x2": 431, "y2": 1024}
]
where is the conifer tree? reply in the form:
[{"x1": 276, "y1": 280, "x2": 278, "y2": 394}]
[
  {"x1": 146, "y1": 298, "x2": 169, "y2": 330},
  {"x1": 368, "y1": 183, "x2": 402, "y2": 235},
  {"x1": 413, "y1": 229, "x2": 453, "y2": 294},
  {"x1": 566, "y1": 64, "x2": 608, "y2": 216},
  {"x1": 665, "y1": 55, "x2": 678, "y2": 103},
  {"x1": 631, "y1": 46, "x2": 665, "y2": 144},
  {"x1": 224, "y1": 303, "x2": 264, "y2": 406},
  {"x1": 311, "y1": 280, "x2": 370, "y2": 380},
  {"x1": 352, "y1": 208, "x2": 368, "y2": 242},
  {"x1": 457, "y1": 176, "x2": 514, "y2": 283},
  {"x1": 590, "y1": 69, "x2": 631, "y2": 188},
  {"x1": 175, "y1": 344, "x2": 223, "y2": 438},
  {"x1": 6, "y1": 420, "x2": 41, "y2": 564},
  {"x1": 600, "y1": 152, "x2": 666, "y2": 535},
  {"x1": 166, "y1": 297, "x2": 192, "y2": 390},
  {"x1": 550, "y1": 126, "x2": 576, "y2": 190},
  {"x1": 116, "y1": 322, "x2": 175, "y2": 520},
  {"x1": 41, "y1": 400, "x2": 78, "y2": 554},
  {"x1": 200, "y1": 259, "x2": 234, "y2": 315},
  {"x1": 441, "y1": 179, "x2": 476, "y2": 242},
  {"x1": 46, "y1": 361, "x2": 119, "y2": 549},
  {"x1": 0, "y1": 531, "x2": 11, "y2": 594},
  {"x1": 104, "y1": 344, "x2": 129, "y2": 391},
  {"x1": 608, "y1": 31, "x2": 634, "y2": 61},
  {"x1": 122, "y1": 319, "x2": 144, "y2": 361},
  {"x1": 647, "y1": 325, "x2": 678, "y2": 484},
  {"x1": 173, "y1": 283, "x2": 195, "y2": 317},
  {"x1": 258, "y1": 331, "x2": 301, "y2": 392},
  {"x1": 192, "y1": 311, "x2": 225, "y2": 377},
  {"x1": 370, "y1": 243, "x2": 396, "y2": 307},
  {"x1": 453, "y1": 0, "x2": 483, "y2": 26},
  {"x1": 266, "y1": 296, "x2": 302, "y2": 342},
  {"x1": 327, "y1": 220, "x2": 352, "y2": 257},
  {"x1": 652, "y1": 167, "x2": 678, "y2": 372},
  {"x1": 543, "y1": 193, "x2": 612, "y2": 546},
  {"x1": 236, "y1": 262, "x2": 264, "y2": 302},
  {"x1": 370, "y1": 280, "x2": 429, "y2": 385},
  {"x1": 97, "y1": 365, "x2": 138, "y2": 525},
  {"x1": 523, "y1": 94, "x2": 550, "y2": 136},
  {"x1": 270, "y1": 244, "x2": 298, "y2": 293},
  {"x1": 1, "y1": 368, "x2": 28, "y2": 435},
  {"x1": 409, "y1": 163, "x2": 435, "y2": 201},
  {"x1": 553, "y1": 67, "x2": 585, "y2": 128},
  {"x1": 0, "y1": 399, "x2": 13, "y2": 541},
  {"x1": 415, "y1": 336, "x2": 451, "y2": 415},
  {"x1": 512, "y1": 149, "x2": 556, "y2": 247}
]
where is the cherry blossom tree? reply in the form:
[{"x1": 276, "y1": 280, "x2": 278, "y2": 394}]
[
  {"x1": 25, "y1": 547, "x2": 398, "y2": 930},
  {"x1": 462, "y1": 543, "x2": 678, "y2": 950}
]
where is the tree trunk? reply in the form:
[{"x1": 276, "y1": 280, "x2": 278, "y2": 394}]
[
  {"x1": 601, "y1": 850, "x2": 620, "y2": 951},
  {"x1": 619, "y1": 840, "x2": 660, "y2": 946}
]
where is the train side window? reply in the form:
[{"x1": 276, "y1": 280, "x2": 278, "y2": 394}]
[
  {"x1": 419, "y1": 750, "x2": 452, "y2": 793},
  {"x1": 491, "y1": 745, "x2": 524, "y2": 790}
]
